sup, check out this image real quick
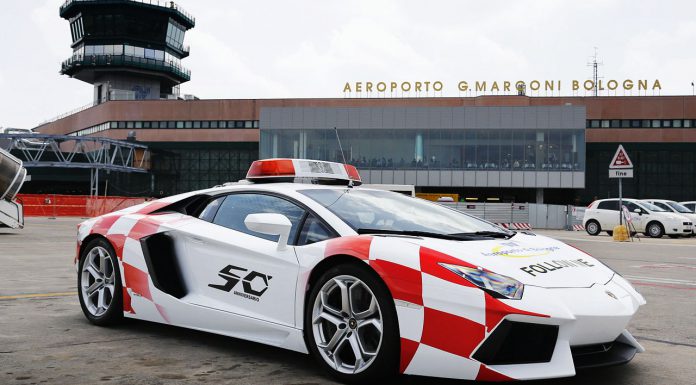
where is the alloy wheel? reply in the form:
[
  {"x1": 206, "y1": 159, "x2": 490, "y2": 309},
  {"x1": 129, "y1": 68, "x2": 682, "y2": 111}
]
[
  {"x1": 80, "y1": 246, "x2": 116, "y2": 317},
  {"x1": 311, "y1": 275, "x2": 383, "y2": 374}
]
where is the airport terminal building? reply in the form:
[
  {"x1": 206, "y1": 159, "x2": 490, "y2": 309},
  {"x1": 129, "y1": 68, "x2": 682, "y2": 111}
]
[
  {"x1": 33, "y1": 95, "x2": 696, "y2": 204},
  {"x1": 21, "y1": 0, "x2": 696, "y2": 204}
]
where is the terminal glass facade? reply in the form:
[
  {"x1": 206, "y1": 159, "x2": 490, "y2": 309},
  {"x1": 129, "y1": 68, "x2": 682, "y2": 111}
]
[{"x1": 261, "y1": 128, "x2": 584, "y2": 171}]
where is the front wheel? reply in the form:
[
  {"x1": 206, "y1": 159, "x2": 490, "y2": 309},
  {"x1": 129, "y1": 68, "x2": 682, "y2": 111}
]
[
  {"x1": 305, "y1": 263, "x2": 399, "y2": 383},
  {"x1": 77, "y1": 237, "x2": 123, "y2": 326},
  {"x1": 646, "y1": 222, "x2": 664, "y2": 238}
]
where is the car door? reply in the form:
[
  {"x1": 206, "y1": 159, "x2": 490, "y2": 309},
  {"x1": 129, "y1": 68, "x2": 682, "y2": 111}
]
[
  {"x1": 596, "y1": 200, "x2": 618, "y2": 229},
  {"x1": 174, "y1": 192, "x2": 306, "y2": 327},
  {"x1": 623, "y1": 201, "x2": 646, "y2": 231}
]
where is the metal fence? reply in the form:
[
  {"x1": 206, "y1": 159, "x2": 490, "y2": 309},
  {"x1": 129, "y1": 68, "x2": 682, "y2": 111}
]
[{"x1": 440, "y1": 202, "x2": 586, "y2": 230}]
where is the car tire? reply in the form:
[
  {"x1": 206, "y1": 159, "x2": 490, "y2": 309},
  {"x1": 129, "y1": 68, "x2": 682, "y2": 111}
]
[
  {"x1": 585, "y1": 220, "x2": 601, "y2": 236},
  {"x1": 77, "y1": 237, "x2": 124, "y2": 326},
  {"x1": 646, "y1": 222, "x2": 664, "y2": 238},
  {"x1": 304, "y1": 263, "x2": 399, "y2": 384}
]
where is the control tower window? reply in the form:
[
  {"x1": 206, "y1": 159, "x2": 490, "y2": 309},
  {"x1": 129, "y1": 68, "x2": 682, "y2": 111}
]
[
  {"x1": 70, "y1": 15, "x2": 84, "y2": 43},
  {"x1": 166, "y1": 19, "x2": 186, "y2": 49}
]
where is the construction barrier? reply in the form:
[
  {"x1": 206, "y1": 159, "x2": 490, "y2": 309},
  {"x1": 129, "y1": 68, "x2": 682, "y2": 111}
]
[
  {"x1": 441, "y1": 201, "x2": 587, "y2": 230},
  {"x1": 17, "y1": 194, "x2": 150, "y2": 218}
]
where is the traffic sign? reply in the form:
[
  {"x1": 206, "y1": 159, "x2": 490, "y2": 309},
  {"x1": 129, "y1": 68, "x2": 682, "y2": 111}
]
[
  {"x1": 609, "y1": 145, "x2": 633, "y2": 169},
  {"x1": 609, "y1": 169, "x2": 633, "y2": 178}
]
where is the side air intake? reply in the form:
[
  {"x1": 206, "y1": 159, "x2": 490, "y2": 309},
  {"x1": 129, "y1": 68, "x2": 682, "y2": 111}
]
[{"x1": 140, "y1": 232, "x2": 187, "y2": 299}]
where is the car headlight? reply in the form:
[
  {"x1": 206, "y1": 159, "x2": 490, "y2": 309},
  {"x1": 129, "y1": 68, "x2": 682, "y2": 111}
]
[{"x1": 439, "y1": 263, "x2": 524, "y2": 300}]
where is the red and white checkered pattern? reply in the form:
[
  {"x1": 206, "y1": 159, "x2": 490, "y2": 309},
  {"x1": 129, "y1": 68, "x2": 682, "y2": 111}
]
[
  {"x1": 323, "y1": 235, "x2": 549, "y2": 381},
  {"x1": 77, "y1": 200, "x2": 194, "y2": 324}
]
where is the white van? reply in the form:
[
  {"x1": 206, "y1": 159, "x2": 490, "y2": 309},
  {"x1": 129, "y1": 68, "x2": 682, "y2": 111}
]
[{"x1": 583, "y1": 198, "x2": 692, "y2": 238}]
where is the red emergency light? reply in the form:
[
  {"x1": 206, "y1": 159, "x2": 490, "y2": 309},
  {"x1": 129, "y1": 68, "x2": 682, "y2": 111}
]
[{"x1": 246, "y1": 159, "x2": 362, "y2": 185}]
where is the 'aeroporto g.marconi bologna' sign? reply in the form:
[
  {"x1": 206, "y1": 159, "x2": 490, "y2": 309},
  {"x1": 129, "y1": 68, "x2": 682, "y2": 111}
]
[{"x1": 341, "y1": 79, "x2": 662, "y2": 95}]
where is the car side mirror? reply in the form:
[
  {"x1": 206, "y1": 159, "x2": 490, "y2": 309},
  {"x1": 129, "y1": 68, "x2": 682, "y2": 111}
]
[
  {"x1": 633, "y1": 208, "x2": 642, "y2": 215},
  {"x1": 244, "y1": 213, "x2": 292, "y2": 251}
]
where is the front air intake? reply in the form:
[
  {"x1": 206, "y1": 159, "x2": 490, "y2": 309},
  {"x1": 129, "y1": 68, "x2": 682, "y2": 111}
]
[{"x1": 473, "y1": 320, "x2": 559, "y2": 365}]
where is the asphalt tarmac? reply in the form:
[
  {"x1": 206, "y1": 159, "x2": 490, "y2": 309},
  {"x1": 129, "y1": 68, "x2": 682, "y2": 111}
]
[{"x1": 1, "y1": 218, "x2": 695, "y2": 384}]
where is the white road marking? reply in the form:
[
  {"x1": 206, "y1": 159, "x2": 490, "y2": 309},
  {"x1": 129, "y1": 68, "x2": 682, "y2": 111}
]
[
  {"x1": 624, "y1": 275, "x2": 696, "y2": 286},
  {"x1": 632, "y1": 264, "x2": 696, "y2": 270},
  {"x1": 678, "y1": 257, "x2": 696, "y2": 260}
]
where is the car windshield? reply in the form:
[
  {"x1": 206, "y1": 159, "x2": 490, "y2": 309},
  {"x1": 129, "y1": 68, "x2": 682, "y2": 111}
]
[
  {"x1": 299, "y1": 188, "x2": 507, "y2": 236},
  {"x1": 666, "y1": 201, "x2": 693, "y2": 213},
  {"x1": 638, "y1": 201, "x2": 666, "y2": 212}
]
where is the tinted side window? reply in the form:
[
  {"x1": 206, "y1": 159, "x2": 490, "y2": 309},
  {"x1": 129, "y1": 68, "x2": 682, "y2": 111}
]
[
  {"x1": 624, "y1": 202, "x2": 641, "y2": 212},
  {"x1": 653, "y1": 202, "x2": 671, "y2": 211},
  {"x1": 298, "y1": 215, "x2": 334, "y2": 246},
  {"x1": 198, "y1": 196, "x2": 224, "y2": 222},
  {"x1": 685, "y1": 203, "x2": 696, "y2": 212},
  {"x1": 213, "y1": 194, "x2": 306, "y2": 242},
  {"x1": 597, "y1": 200, "x2": 618, "y2": 211}
]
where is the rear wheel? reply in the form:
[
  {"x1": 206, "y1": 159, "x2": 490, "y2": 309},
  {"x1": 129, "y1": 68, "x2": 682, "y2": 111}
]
[
  {"x1": 77, "y1": 237, "x2": 123, "y2": 326},
  {"x1": 305, "y1": 263, "x2": 399, "y2": 383},
  {"x1": 585, "y1": 220, "x2": 601, "y2": 236},
  {"x1": 646, "y1": 222, "x2": 664, "y2": 238}
]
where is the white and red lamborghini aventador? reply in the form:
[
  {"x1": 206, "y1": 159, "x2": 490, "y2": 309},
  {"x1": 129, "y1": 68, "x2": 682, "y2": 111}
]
[{"x1": 75, "y1": 158, "x2": 645, "y2": 383}]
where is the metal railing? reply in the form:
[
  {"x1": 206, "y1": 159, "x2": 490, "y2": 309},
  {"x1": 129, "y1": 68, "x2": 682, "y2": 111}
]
[
  {"x1": 36, "y1": 101, "x2": 100, "y2": 127},
  {"x1": 62, "y1": 53, "x2": 191, "y2": 80},
  {"x1": 60, "y1": 0, "x2": 195, "y2": 25}
]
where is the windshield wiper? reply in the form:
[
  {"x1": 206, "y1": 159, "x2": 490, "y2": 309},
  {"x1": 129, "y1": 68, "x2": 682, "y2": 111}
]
[
  {"x1": 450, "y1": 230, "x2": 515, "y2": 239},
  {"x1": 356, "y1": 228, "x2": 486, "y2": 241}
]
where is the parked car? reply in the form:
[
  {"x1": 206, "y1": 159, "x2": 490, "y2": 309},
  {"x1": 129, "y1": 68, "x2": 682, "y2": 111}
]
[
  {"x1": 643, "y1": 199, "x2": 696, "y2": 237},
  {"x1": 680, "y1": 201, "x2": 696, "y2": 213},
  {"x1": 584, "y1": 198, "x2": 693, "y2": 238}
]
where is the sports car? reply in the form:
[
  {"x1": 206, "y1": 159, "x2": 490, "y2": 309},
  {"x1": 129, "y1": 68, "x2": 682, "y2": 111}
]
[{"x1": 75, "y1": 158, "x2": 646, "y2": 382}]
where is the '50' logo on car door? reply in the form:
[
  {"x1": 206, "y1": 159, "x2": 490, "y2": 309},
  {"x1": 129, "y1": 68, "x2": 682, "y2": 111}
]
[{"x1": 209, "y1": 265, "x2": 272, "y2": 302}]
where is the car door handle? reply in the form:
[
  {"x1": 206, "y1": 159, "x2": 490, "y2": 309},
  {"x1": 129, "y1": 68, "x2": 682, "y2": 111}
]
[{"x1": 189, "y1": 236, "x2": 204, "y2": 244}]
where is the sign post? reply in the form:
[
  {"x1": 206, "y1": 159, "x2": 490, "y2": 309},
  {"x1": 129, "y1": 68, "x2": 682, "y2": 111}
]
[{"x1": 608, "y1": 145, "x2": 634, "y2": 226}]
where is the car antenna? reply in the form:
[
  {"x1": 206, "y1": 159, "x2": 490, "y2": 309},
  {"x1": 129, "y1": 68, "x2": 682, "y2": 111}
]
[{"x1": 333, "y1": 126, "x2": 353, "y2": 187}]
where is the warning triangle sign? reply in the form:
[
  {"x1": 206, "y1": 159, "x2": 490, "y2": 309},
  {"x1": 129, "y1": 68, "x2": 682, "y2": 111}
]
[{"x1": 609, "y1": 145, "x2": 633, "y2": 169}]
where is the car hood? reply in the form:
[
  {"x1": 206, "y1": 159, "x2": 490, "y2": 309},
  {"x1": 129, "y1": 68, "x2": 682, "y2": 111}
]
[
  {"x1": 395, "y1": 232, "x2": 615, "y2": 288},
  {"x1": 650, "y1": 211, "x2": 689, "y2": 220}
]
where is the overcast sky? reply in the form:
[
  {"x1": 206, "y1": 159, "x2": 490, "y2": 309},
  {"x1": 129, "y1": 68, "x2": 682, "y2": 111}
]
[{"x1": 0, "y1": 0, "x2": 694, "y2": 128}]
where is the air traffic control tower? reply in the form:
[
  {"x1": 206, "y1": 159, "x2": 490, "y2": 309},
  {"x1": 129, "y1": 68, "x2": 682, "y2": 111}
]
[{"x1": 59, "y1": 0, "x2": 195, "y2": 103}]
